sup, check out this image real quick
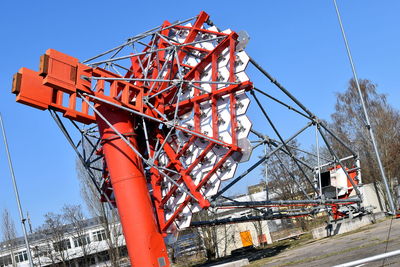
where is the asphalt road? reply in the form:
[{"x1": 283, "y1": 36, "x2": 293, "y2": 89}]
[{"x1": 260, "y1": 217, "x2": 400, "y2": 267}]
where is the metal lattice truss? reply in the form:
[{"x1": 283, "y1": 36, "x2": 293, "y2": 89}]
[
  {"x1": 13, "y1": 11, "x2": 366, "y2": 232},
  {"x1": 14, "y1": 12, "x2": 253, "y2": 232},
  {"x1": 86, "y1": 14, "x2": 254, "y2": 231}
]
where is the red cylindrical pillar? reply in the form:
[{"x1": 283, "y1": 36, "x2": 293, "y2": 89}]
[{"x1": 96, "y1": 105, "x2": 170, "y2": 267}]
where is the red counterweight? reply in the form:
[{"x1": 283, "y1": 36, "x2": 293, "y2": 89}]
[{"x1": 13, "y1": 50, "x2": 170, "y2": 267}]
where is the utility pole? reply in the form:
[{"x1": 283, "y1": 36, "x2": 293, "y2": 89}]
[
  {"x1": 333, "y1": 0, "x2": 396, "y2": 214},
  {"x1": 0, "y1": 113, "x2": 34, "y2": 267}
]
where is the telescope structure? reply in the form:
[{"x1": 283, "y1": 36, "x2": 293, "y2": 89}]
[{"x1": 11, "y1": 11, "x2": 363, "y2": 266}]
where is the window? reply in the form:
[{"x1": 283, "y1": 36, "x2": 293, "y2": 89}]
[
  {"x1": 97, "y1": 251, "x2": 110, "y2": 262},
  {"x1": 77, "y1": 256, "x2": 96, "y2": 266},
  {"x1": 73, "y1": 234, "x2": 91, "y2": 247},
  {"x1": 14, "y1": 251, "x2": 28, "y2": 263},
  {"x1": 0, "y1": 255, "x2": 12, "y2": 267},
  {"x1": 93, "y1": 229, "x2": 107, "y2": 242},
  {"x1": 119, "y1": 246, "x2": 128, "y2": 257},
  {"x1": 54, "y1": 239, "x2": 72, "y2": 252}
]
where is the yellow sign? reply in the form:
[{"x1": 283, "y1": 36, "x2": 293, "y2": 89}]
[{"x1": 240, "y1": 231, "x2": 253, "y2": 247}]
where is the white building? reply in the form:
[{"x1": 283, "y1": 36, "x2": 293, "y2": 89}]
[{"x1": 0, "y1": 218, "x2": 129, "y2": 267}]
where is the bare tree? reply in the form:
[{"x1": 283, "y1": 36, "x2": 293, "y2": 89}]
[
  {"x1": 1, "y1": 209, "x2": 17, "y2": 267},
  {"x1": 76, "y1": 137, "x2": 123, "y2": 266},
  {"x1": 263, "y1": 140, "x2": 312, "y2": 201},
  {"x1": 329, "y1": 79, "x2": 400, "y2": 208},
  {"x1": 62, "y1": 204, "x2": 93, "y2": 266},
  {"x1": 247, "y1": 193, "x2": 265, "y2": 247},
  {"x1": 37, "y1": 212, "x2": 70, "y2": 267},
  {"x1": 261, "y1": 141, "x2": 320, "y2": 231},
  {"x1": 193, "y1": 210, "x2": 218, "y2": 260}
]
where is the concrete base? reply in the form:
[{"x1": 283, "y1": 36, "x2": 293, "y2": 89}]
[
  {"x1": 312, "y1": 212, "x2": 386, "y2": 239},
  {"x1": 210, "y1": 259, "x2": 249, "y2": 267}
]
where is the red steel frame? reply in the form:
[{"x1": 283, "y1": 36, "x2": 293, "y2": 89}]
[{"x1": 11, "y1": 12, "x2": 253, "y2": 266}]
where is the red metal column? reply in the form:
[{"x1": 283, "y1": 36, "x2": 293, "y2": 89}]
[{"x1": 96, "y1": 105, "x2": 169, "y2": 267}]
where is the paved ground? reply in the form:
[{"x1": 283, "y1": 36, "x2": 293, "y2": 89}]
[{"x1": 255, "y1": 217, "x2": 400, "y2": 267}]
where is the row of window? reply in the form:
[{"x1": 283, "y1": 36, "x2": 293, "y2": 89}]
[
  {"x1": 92, "y1": 229, "x2": 107, "y2": 242},
  {"x1": 14, "y1": 251, "x2": 28, "y2": 263},
  {"x1": 2, "y1": 247, "x2": 129, "y2": 267},
  {"x1": 54, "y1": 229, "x2": 108, "y2": 252},
  {"x1": 0, "y1": 229, "x2": 109, "y2": 265},
  {"x1": 0, "y1": 251, "x2": 27, "y2": 267}
]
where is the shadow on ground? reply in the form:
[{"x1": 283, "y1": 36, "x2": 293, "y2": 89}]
[{"x1": 193, "y1": 245, "x2": 290, "y2": 267}]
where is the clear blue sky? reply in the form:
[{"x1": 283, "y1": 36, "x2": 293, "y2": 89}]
[{"x1": 0, "y1": 0, "x2": 399, "y2": 234}]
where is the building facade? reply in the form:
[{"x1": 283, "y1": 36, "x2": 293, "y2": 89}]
[{"x1": 0, "y1": 218, "x2": 129, "y2": 267}]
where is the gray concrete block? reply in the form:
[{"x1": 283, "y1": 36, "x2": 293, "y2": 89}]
[
  {"x1": 210, "y1": 258, "x2": 250, "y2": 267},
  {"x1": 312, "y1": 212, "x2": 386, "y2": 239}
]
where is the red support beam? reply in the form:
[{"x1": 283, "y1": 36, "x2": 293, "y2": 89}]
[{"x1": 96, "y1": 106, "x2": 169, "y2": 267}]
